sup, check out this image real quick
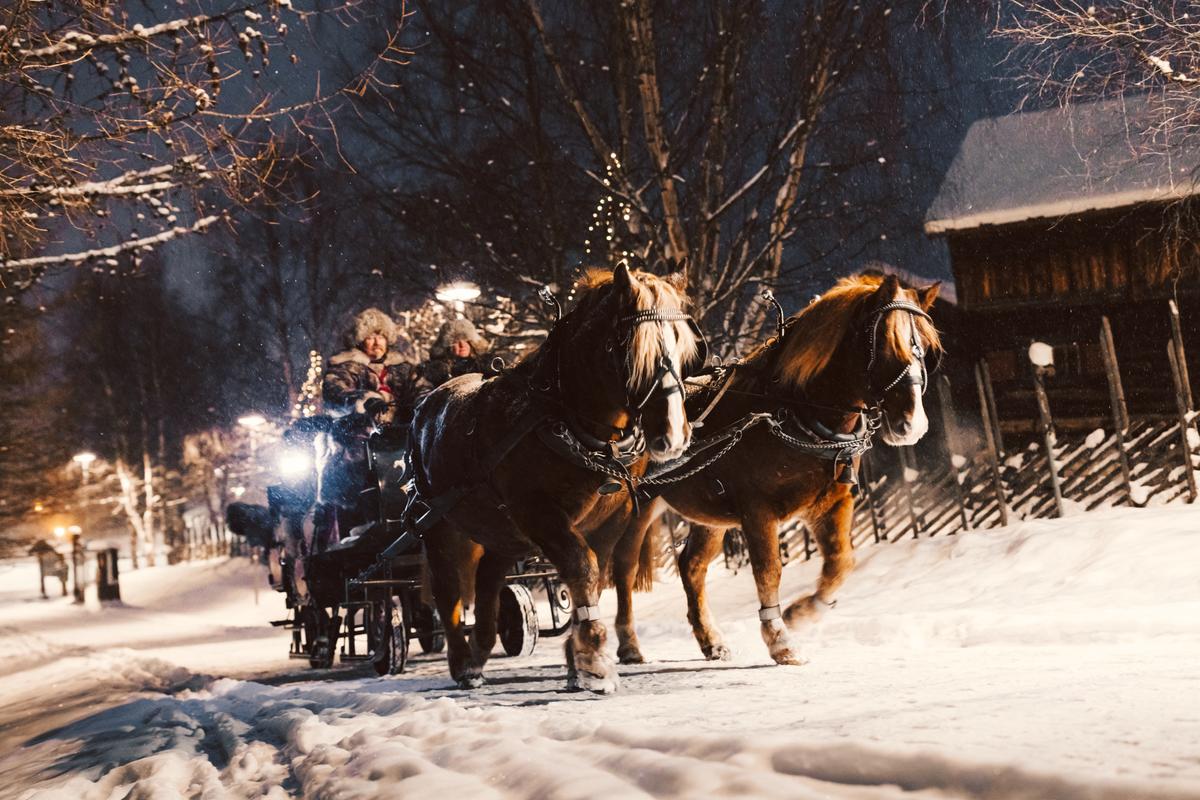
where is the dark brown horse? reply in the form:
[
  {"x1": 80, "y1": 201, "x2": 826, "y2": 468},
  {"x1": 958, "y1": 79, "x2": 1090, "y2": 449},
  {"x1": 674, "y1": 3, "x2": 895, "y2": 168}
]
[
  {"x1": 612, "y1": 273, "x2": 941, "y2": 665},
  {"x1": 410, "y1": 264, "x2": 699, "y2": 692}
]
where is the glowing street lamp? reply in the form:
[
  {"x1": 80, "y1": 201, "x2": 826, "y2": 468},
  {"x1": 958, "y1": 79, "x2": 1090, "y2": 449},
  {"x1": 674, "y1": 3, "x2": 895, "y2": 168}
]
[
  {"x1": 1027, "y1": 341, "x2": 1055, "y2": 369},
  {"x1": 436, "y1": 281, "x2": 482, "y2": 317},
  {"x1": 237, "y1": 413, "x2": 267, "y2": 429},
  {"x1": 73, "y1": 451, "x2": 97, "y2": 483}
]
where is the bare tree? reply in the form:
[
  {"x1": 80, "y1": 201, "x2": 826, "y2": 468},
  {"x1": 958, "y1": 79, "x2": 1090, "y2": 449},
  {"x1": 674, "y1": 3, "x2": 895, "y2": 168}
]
[
  {"x1": 351, "y1": 0, "x2": 953, "y2": 353},
  {"x1": 0, "y1": 0, "x2": 410, "y2": 304}
]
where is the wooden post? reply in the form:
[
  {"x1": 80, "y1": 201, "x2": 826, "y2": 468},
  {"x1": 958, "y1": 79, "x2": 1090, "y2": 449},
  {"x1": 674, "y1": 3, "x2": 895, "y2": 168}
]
[
  {"x1": 978, "y1": 358, "x2": 1005, "y2": 457},
  {"x1": 937, "y1": 374, "x2": 970, "y2": 533},
  {"x1": 859, "y1": 456, "x2": 886, "y2": 544},
  {"x1": 1099, "y1": 316, "x2": 1135, "y2": 505},
  {"x1": 974, "y1": 361, "x2": 1009, "y2": 527},
  {"x1": 897, "y1": 447, "x2": 922, "y2": 538},
  {"x1": 1167, "y1": 342, "x2": 1198, "y2": 502},
  {"x1": 1031, "y1": 366, "x2": 1066, "y2": 517},
  {"x1": 1169, "y1": 300, "x2": 1193, "y2": 410}
]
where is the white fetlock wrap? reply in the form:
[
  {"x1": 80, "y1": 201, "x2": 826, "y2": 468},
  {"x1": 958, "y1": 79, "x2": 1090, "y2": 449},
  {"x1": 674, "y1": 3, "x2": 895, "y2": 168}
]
[
  {"x1": 574, "y1": 605, "x2": 602, "y2": 623},
  {"x1": 758, "y1": 605, "x2": 782, "y2": 622}
]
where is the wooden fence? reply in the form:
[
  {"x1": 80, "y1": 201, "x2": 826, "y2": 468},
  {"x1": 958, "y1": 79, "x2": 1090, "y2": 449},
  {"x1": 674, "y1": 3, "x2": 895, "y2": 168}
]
[{"x1": 661, "y1": 301, "x2": 1199, "y2": 575}]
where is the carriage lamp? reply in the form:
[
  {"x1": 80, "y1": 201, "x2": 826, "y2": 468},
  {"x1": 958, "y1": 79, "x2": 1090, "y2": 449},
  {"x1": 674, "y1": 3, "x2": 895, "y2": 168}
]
[
  {"x1": 1027, "y1": 341, "x2": 1055, "y2": 369},
  {"x1": 277, "y1": 449, "x2": 312, "y2": 478}
]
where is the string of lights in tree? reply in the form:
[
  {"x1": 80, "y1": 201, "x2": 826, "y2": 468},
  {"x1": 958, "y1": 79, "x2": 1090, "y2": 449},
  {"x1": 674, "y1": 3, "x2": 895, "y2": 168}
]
[
  {"x1": 583, "y1": 154, "x2": 636, "y2": 268},
  {"x1": 293, "y1": 350, "x2": 322, "y2": 419}
]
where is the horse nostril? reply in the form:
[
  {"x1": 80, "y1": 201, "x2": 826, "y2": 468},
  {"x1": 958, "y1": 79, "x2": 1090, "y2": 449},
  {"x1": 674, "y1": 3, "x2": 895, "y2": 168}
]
[
  {"x1": 895, "y1": 420, "x2": 912, "y2": 436},
  {"x1": 650, "y1": 435, "x2": 671, "y2": 452}
]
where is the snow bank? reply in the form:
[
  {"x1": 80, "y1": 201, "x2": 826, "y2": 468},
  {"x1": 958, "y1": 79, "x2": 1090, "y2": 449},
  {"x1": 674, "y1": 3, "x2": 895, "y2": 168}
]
[{"x1": 3, "y1": 506, "x2": 1200, "y2": 799}]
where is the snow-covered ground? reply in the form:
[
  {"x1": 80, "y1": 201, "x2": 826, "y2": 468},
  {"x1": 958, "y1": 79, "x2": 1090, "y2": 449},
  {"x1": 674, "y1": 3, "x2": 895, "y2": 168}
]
[{"x1": 2, "y1": 505, "x2": 1199, "y2": 800}]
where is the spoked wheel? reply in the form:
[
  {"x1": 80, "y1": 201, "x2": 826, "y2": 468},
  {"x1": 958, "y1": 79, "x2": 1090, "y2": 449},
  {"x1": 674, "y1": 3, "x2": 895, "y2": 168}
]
[
  {"x1": 308, "y1": 605, "x2": 335, "y2": 669},
  {"x1": 381, "y1": 593, "x2": 411, "y2": 675},
  {"x1": 415, "y1": 604, "x2": 445, "y2": 654},
  {"x1": 498, "y1": 583, "x2": 539, "y2": 658}
]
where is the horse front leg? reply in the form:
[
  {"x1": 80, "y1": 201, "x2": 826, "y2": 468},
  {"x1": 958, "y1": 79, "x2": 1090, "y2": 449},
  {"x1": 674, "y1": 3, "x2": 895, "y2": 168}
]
[
  {"x1": 611, "y1": 499, "x2": 665, "y2": 664},
  {"x1": 468, "y1": 549, "x2": 511, "y2": 676},
  {"x1": 517, "y1": 507, "x2": 618, "y2": 694},
  {"x1": 422, "y1": 522, "x2": 478, "y2": 688},
  {"x1": 742, "y1": 512, "x2": 805, "y2": 665},
  {"x1": 678, "y1": 524, "x2": 732, "y2": 661},
  {"x1": 785, "y1": 491, "x2": 855, "y2": 627}
]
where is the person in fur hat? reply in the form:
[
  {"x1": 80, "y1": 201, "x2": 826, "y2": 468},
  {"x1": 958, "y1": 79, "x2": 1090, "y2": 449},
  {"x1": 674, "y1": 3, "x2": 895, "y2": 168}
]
[
  {"x1": 421, "y1": 317, "x2": 490, "y2": 388},
  {"x1": 323, "y1": 307, "x2": 426, "y2": 424}
]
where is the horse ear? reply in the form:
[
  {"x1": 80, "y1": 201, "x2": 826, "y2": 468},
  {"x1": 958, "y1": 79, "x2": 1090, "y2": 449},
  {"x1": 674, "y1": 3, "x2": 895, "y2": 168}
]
[
  {"x1": 919, "y1": 281, "x2": 941, "y2": 311},
  {"x1": 612, "y1": 260, "x2": 634, "y2": 293},
  {"x1": 665, "y1": 269, "x2": 687, "y2": 290}
]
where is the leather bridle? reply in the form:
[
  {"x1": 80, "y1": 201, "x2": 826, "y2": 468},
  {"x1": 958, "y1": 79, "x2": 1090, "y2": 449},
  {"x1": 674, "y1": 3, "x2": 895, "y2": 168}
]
[{"x1": 864, "y1": 300, "x2": 932, "y2": 410}]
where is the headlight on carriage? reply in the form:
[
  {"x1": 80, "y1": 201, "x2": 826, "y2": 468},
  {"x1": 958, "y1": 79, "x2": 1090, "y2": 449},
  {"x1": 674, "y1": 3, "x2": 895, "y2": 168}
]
[{"x1": 277, "y1": 449, "x2": 312, "y2": 478}]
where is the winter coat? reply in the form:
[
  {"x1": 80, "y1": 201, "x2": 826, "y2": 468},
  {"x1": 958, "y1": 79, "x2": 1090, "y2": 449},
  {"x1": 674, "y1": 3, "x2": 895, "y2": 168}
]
[
  {"x1": 322, "y1": 349, "x2": 426, "y2": 423},
  {"x1": 421, "y1": 318, "x2": 491, "y2": 388}
]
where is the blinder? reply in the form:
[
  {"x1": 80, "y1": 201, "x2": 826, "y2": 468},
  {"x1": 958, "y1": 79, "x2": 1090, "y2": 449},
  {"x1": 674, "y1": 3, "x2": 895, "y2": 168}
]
[{"x1": 864, "y1": 300, "x2": 933, "y2": 404}]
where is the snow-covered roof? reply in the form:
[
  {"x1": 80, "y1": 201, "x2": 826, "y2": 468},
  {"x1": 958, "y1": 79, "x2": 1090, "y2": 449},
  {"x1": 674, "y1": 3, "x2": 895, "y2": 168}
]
[{"x1": 924, "y1": 94, "x2": 1200, "y2": 235}]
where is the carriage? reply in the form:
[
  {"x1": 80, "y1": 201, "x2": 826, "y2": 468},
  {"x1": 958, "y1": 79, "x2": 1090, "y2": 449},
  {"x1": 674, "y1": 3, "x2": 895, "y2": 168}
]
[{"x1": 228, "y1": 415, "x2": 573, "y2": 676}]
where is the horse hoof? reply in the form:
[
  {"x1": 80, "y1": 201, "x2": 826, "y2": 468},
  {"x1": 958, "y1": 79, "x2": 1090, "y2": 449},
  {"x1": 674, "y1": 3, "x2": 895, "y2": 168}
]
[
  {"x1": 783, "y1": 598, "x2": 822, "y2": 628},
  {"x1": 703, "y1": 644, "x2": 732, "y2": 661},
  {"x1": 572, "y1": 670, "x2": 619, "y2": 695},
  {"x1": 456, "y1": 672, "x2": 485, "y2": 689},
  {"x1": 771, "y1": 648, "x2": 807, "y2": 667},
  {"x1": 617, "y1": 647, "x2": 645, "y2": 665}
]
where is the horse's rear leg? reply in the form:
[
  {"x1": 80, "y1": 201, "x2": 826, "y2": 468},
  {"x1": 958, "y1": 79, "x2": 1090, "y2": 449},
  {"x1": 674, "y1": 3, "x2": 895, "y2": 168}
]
[
  {"x1": 423, "y1": 522, "x2": 478, "y2": 688},
  {"x1": 785, "y1": 493, "x2": 855, "y2": 627},
  {"x1": 612, "y1": 500, "x2": 664, "y2": 664},
  {"x1": 742, "y1": 513, "x2": 804, "y2": 665},
  {"x1": 679, "y1": 524, "x2": 731, "y2": 661},
  {"x1": 468, "y1": 550, "x2": 511, "y2": 675}
]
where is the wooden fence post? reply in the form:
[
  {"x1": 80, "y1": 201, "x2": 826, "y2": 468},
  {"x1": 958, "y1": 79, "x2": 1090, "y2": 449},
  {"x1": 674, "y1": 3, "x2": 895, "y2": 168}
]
[
  {"x1": 936, "y1": 374, "x2": 970, "y2": 533},
  {"x1": 1169, "y1": 300, "x2": 1193, "y2": 409},
  {"x1": 1099, "y1": 316, "x2": 1135, "y2": 505},
  {"x1": 1167, "y1": 342, "x2": 1198, "y2": 502},
  {"x1": 859, "y1": 456, "x2": 886, "y2": 544},
  {"x1": 897, "y1": 447, "x2": 922, "y2": 538},
  {"x1": 974, "y1": 361, "x2": 1009, "y2": 527},
  {"x1": 1031, "y1": 365, "x2": 1066, "y2": 517}
]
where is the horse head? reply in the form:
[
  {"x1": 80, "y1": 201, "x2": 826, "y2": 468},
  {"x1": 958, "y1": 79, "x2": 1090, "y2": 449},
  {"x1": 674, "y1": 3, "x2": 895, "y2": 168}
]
[
  {"x1": 554, "y1": 262, "x2": 701, "y2": 462},
  {"x1": 315, "y1": 415, "x2": 375, "y2": 510},
  {"x1": 773, "y1": 272, "x2": 942, "y2": 447}
]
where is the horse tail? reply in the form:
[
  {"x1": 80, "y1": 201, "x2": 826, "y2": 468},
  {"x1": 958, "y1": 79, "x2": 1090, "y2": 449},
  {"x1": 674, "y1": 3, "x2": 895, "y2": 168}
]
[{"x1": 633, "y1": 513, "x2": 659, "y2": 593}]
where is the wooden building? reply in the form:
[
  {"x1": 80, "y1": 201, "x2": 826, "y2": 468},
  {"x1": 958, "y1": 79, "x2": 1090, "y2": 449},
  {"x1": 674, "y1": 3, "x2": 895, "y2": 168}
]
[{"x1": 925, "y1": 94, "x2": 1200, "y2": 428}]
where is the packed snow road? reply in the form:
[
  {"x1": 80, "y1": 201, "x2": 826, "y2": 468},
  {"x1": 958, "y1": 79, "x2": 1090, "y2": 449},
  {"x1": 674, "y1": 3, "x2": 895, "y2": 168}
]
[{"x1": 2, "y1": 505, "x2": 1199, "y2": 799}]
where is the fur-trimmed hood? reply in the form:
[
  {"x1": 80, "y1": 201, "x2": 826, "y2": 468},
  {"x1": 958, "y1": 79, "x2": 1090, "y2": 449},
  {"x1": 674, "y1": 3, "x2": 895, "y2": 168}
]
[
  {"x1": 430, "y1": 318, "x2": 489, "y2": 358},
  {"x1": 344, "y1": 307, "x2": 417, "y2": 362}
]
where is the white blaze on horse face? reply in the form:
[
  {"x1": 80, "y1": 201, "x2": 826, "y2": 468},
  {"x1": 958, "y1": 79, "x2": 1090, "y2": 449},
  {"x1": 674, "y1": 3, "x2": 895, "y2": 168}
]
[
  {"x1": 653, "y1": 322, "x2": 689, "y2": 461},
  {"x1": 886, "y1": 308, "x2": 929, "y2": 447}
]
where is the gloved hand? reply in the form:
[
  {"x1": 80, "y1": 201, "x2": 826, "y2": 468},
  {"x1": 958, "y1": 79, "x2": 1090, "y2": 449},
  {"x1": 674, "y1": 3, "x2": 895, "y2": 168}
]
[{"x1": 363, "y1": 397, "x2": 390, "y2": 418}]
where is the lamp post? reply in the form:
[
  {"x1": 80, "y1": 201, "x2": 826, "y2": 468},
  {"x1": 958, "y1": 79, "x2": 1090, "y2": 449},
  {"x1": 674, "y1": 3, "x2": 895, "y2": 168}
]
[
  {"x1": 71, "y1": 452, "x2": 96, "y2": 603},
  {"x1": 1028, "y1": 342, "x2": 1065, "y2": 517},
  {"x1": 436, "y1": 281, "x2": 481, "y2": 317}
]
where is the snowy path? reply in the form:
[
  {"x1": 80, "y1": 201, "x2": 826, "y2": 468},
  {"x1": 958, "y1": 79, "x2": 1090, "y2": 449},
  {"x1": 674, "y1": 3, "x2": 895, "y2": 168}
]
[{"x1": 2, "y1": 506, "x2": 1199, "y2": 799}]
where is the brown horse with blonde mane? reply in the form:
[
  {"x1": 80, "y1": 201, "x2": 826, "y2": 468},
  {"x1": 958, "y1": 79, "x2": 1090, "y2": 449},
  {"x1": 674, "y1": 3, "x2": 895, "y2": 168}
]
[
  {"x1": 409, "y1": 264, "x2": 700, "y2": 693},
  {"x1": 611, "y1": 273, "x2": 941, "y2": 665}
]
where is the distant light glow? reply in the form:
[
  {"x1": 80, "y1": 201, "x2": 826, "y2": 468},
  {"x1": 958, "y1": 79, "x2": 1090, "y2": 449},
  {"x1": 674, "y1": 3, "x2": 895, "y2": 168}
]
[
  {"x1": 238, "y1": 413, "x2": 267, "y2": 428},
  {"x1": 72, "y1": 452, "x2": 97, "y2": 467},
  {"x1": 68, "y1": 525, "x2": 81, "y2": 534},
  {"x1": 54, "y1": 526, "x2": 66, "y2": 538},
  {"x1": 278, "y1": 449, "x2": 312, "y2": 478},
  {"x1": 435, "y1": 281, "x2": 481, "y2": 303}
]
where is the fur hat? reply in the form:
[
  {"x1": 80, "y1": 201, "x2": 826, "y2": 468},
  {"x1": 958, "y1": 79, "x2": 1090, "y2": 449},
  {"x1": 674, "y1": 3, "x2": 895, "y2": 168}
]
[
  {"x1": 431, "y1": 318, "x2": 489, "y2": 357},
  {"x1": 350, "y1": 307, "x2": 397, "y2": 347}
]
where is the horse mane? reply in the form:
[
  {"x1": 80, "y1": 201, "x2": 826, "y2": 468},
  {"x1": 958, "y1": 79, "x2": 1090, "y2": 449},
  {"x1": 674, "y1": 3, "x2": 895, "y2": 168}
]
[
  {"x1": 569, "y1": 267, "x2": 698, "y2": 392},
  {"x1": 759, "y1": 273, "x2": 942, "y2": 392}
]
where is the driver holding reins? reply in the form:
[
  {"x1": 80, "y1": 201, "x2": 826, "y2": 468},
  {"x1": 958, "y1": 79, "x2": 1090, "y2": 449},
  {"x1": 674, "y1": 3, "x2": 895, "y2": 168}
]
[{"x1": 323, "y1": 308, "x2": 427, "y2": 426}]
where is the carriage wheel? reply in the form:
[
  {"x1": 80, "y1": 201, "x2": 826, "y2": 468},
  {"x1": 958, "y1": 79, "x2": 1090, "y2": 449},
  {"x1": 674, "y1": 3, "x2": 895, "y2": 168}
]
[
  {"x1": 498, "y1": 583, "x2": 538, "y2": 658},
  {"x1": 415, "y1": 604, "x2": 445, "y2": 654},
  {"x1": 307, "y1": 604, "x2": 335, "y2": 669},
  {"x1": 384, "y1": 593, "x2": 411, "y2": 675},
  {"x1": 370, "y1": 599, "x2": 391, "y2": 676}
]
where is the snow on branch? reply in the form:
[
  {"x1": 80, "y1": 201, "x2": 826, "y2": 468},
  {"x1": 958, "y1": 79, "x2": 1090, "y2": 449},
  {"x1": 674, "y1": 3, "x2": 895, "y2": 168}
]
[
  {"x1": 0, "y1": 159, "x2": 205, "y2": 201},
  {"x1": 1, "y1": 215, "x2": 220, "y2": 272}
]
